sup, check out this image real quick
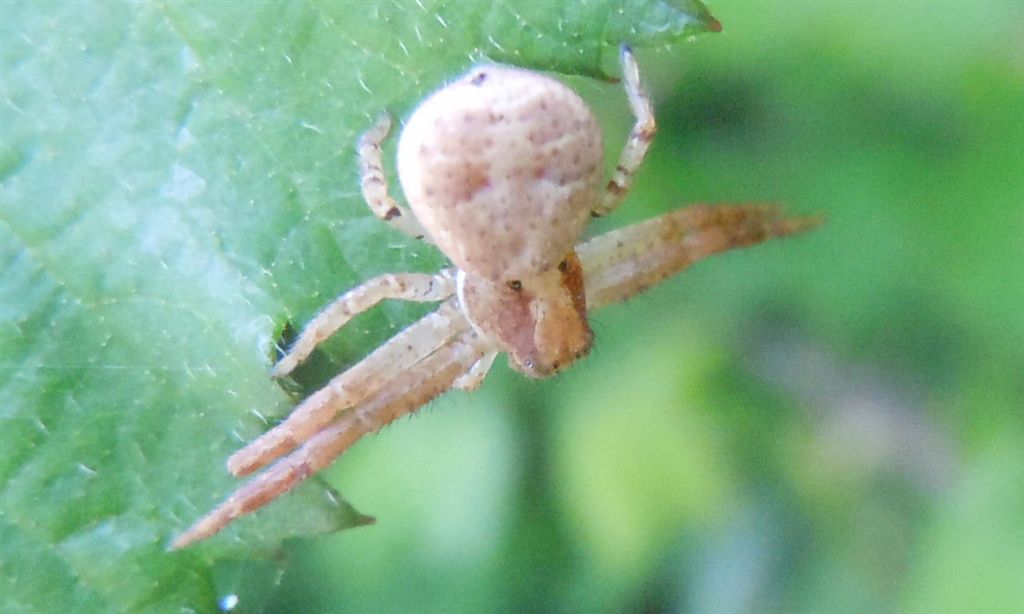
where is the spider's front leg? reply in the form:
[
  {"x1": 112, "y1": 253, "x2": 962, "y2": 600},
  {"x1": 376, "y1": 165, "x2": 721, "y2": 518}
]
[
  {"x1": 580, "y1": 204, "x2": 823, "y2": 308},
  {"x1": 170, "y1": 328, "x2": 490, "y2": 550},
  {"x1": 234, "y1": 299, "x2": 466, "y2": 477},
  {"x1": 593, "y1": 45, "x2": 657, "y2": 218},
  {"x1": 452, "y1": 350, "x2": 500, "y2": 391}
]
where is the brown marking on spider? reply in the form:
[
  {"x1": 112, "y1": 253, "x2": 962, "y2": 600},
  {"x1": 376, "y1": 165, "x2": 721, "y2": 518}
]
[{"x1": 171, "y1": 46, "x2": 820, "y2": 549}]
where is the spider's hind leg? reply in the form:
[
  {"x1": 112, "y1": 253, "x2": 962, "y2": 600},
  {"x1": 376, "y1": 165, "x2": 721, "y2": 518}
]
[
  {"x1": 592, "y1": 46, "x2": 657, "y2": 218},
  {"x1": 358, "y1": 113, "x2": 432, "y2": 241}
]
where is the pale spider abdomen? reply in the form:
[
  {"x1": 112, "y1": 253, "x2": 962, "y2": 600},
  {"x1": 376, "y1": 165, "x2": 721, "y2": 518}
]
[{"x1": 397, "y1": 64, "x2": 604, "y2": 281}]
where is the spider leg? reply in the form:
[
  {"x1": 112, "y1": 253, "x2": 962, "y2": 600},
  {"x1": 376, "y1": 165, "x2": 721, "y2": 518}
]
[
  {"x1": 233, "y1": 300, "x2": 469, "y2": 476},
  {"x1": 452, "y1": 350, "x2": 499, "y2": 391},
  {"x1": 358, "y1": 113, "x2": 432, "y2": 241},
  {"x1": 170, "y1": 329, "x2": 488, "y2": 550},
  {"x1": 580, "y1": 204, "x2": 823, "y2": 309},
  {"x1": 592, "y1": 45, "x2": 657, "y2": 218},
  {"x1": 273, "y1": 269, "x2": 457, "y2": 377}
]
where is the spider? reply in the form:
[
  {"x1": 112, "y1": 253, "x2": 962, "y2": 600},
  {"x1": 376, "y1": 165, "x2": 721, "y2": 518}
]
[{"x1": 171, "y1": 47, "x2": 818, "y2": 549}]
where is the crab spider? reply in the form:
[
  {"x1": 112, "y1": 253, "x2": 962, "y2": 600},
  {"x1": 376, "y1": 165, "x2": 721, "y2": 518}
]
[{"x1": 171, "y1": 47, "x2": 818, "y2": 549}]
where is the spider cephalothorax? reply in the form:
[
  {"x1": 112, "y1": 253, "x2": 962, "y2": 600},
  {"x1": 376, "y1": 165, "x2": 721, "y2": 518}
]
[{"x1": 458, "y1": 251, "x2": 592, "y2": 377}]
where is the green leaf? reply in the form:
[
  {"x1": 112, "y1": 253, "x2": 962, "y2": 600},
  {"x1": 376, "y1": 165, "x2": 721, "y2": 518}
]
[{"x1": 0, "y1": 1, "x2": 719, "y2": 610}]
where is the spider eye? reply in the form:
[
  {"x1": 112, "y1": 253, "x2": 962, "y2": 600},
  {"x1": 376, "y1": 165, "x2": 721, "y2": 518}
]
[
  {"x1": 557, "y1": 259, "x2": 569, "y2": 272},
  {"x1": 507, "y1": 280, "x2": 523, "y2": 291},
  {"x1": 470, "y1": 71, "x2": 487, "y2": 86}
]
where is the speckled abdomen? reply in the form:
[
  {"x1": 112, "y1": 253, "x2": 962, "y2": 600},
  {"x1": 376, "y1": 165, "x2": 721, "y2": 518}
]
[{"x1": 398, "y1": 64, "x2": 604, "y2": 281}]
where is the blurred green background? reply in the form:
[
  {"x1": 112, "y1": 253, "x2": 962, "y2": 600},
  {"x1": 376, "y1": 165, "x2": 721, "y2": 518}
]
[
  {"x1": 262, "y1": 2, "x2": 1024, "y2": 613},
  {"x1": 3, "y1": 1, "x2": 1022, "y2": 612}
]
